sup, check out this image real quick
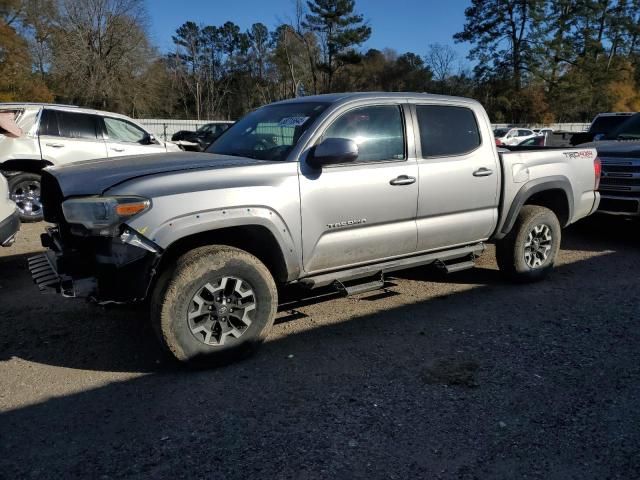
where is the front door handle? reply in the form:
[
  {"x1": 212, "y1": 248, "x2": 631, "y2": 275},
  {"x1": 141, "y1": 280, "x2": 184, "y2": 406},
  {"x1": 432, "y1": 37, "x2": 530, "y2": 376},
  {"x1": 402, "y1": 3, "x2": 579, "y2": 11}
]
[
  {"x1": 390, "y1": 175, "x2": 416, "y2": 186},
  {"x1": 45, "y1": 143, "x2": 65, "y2": 148},
  {"x1": 111, "y1": 147, "x2": 125, "y2": 152},
  {"x1": 473, "y1": 167, "x2": 494, "y2": 177}
]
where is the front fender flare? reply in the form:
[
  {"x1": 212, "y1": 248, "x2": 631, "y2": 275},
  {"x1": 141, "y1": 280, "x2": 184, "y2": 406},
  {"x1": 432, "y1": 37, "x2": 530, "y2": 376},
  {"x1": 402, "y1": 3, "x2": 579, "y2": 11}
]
[{"x1": 131, "y1": 206, "x2": 301, "y2": 281}]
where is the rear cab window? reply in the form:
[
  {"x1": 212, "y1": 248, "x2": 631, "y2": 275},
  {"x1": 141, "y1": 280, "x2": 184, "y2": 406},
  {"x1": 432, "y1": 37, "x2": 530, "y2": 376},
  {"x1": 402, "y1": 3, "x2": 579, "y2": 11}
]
[{"x1": 415, "y1": 105, "x2": 481, "y2": 157}]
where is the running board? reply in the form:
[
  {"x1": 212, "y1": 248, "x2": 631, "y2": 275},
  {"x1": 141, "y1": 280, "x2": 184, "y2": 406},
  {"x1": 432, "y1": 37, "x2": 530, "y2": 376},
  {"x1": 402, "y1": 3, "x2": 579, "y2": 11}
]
[
  {"x1": 334, "y1": 274, "x2": 385, "y2": 296},
  {"x1": 436, "y1": 259, "x2": 476, "y2": 274},
  {"x1": 301, "y1": 243, "x2": 485, "y2": 289}
]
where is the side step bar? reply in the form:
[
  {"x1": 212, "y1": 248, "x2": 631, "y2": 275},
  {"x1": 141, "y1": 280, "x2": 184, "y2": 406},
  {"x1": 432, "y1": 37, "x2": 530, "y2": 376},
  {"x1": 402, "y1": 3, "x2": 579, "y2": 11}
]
[
  {"x1": 28, "y1": 253, "x2": 62, "y2": 293},
  {"x1": 301, "y1": 243, "x2": 485, "y2": 289},
  {"x1": 436, "y1": 259, "x2": 476, "y2": 274},
  {"x1": 334, "y1": 274, "x2": 385, "y2": 296}
]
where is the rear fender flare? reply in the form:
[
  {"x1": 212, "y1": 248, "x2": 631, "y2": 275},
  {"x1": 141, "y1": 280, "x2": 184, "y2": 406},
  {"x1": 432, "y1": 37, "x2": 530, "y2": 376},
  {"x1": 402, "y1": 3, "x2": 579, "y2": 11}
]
[{"x1": 494, "y1": 176, "x2": 574, "y2": 240}]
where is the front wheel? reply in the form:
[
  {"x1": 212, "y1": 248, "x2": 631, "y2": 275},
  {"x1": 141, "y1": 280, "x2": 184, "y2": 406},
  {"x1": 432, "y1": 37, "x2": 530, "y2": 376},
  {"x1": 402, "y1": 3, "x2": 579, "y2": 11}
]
[
  {"x1": 8, "y1": 173, "x2": 43, "y2": 222},
  {"x1": 151, "y1": 245, "x2": 278, "y2": 367},
  {"x1": 496, "y1": 205, "x2": 561, "y2": 283}
]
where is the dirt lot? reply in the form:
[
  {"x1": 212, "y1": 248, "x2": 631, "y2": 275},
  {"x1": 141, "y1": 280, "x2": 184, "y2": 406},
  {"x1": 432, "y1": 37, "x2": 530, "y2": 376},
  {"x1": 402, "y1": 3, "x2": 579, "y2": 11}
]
[{"x1": 1, "y1": 216, "x2": 639, "y2": 479}]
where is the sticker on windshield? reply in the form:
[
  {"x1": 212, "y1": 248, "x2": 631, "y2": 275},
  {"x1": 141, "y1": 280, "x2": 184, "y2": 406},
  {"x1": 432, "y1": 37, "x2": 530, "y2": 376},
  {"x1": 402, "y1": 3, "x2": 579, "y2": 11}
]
[{"x1": 278, "y1": 116, "x2": 309, "y2": 127}]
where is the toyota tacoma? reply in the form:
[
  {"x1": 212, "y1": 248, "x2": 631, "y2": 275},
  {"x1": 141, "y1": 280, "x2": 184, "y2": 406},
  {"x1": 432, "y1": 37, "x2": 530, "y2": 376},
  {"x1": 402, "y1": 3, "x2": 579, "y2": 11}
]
[{"x1": 29, "y1": 93, "x2": 601, "y2": 366}]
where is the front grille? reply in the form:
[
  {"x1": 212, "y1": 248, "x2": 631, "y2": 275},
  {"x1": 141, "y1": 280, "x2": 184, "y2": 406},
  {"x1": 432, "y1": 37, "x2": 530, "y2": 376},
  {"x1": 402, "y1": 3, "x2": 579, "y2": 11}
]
[{"x1": 600, "y1": 157, "x2": 640, "y2": 195}]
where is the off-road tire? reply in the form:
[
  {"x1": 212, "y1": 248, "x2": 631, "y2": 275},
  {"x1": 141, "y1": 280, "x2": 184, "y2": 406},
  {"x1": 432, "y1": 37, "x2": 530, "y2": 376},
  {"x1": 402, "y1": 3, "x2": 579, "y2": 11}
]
[
  {"x1": 151, "y1": 245, "x2": 277, "y2": 367},
  {"x1": 8, "y1": 173, "x2": 43, "y2": 222},
  {"x1": 496, "y1": 205, "x2": 561, "y2": 283}
]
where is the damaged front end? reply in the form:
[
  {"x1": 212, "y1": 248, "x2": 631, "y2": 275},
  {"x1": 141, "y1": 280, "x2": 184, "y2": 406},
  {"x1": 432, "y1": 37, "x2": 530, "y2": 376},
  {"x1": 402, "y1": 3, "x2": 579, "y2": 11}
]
[{"x1": 28, "y1": 172, "x2": 162, "y2": 303}]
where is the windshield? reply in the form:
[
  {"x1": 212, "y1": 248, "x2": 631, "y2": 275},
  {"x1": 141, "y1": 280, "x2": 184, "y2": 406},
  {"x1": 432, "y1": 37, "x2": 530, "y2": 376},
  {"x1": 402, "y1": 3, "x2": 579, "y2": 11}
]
[
  {"x1": 196, "y1": 124, "x2": 214, "y2": 133},
  {"x1": 207, "y1": 102, "x2": 329, "y2": 161},
  {"x1": 493, "y1": 128, "x2": 509, "y2": 137},
  {"x1": 606, "y1": 113, "x2": 640, "y2": 140},
  {"x1": 590, "y1": 115, "x2": 633, "y2": 134}
]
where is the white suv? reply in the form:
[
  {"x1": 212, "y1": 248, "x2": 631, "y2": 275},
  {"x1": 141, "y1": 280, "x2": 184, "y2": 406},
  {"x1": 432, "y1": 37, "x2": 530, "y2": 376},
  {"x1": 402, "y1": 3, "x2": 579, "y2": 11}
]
[
  {"x1": 493, "y1": 127, "x2": 536, "y2": 146},
  {"x1": 0, "y1": 103, "x2": 181, "y2": 222},
  {"x1": 0, "y1": 174, "x2": 19, "y2": 246}
]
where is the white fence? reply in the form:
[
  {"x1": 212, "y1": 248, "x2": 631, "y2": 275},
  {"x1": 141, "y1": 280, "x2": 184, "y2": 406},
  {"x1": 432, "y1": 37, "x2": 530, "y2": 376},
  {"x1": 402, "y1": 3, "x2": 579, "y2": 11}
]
[
  {"x1": 491, "y1": 123, "x2": 590, "y2": 132},
  {"x1": 136, "y1": 119, "x2": 231, "y2": 140},
  {"x1": 136, "y1": 118, "x2": 591, "y2": 141}
]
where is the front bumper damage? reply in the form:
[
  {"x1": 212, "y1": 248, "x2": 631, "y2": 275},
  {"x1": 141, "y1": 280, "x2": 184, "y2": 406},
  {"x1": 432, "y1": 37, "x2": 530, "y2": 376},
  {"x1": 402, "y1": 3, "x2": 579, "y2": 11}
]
[{"x1": 28, "y1": 226, "x2": 162, "y2": 303}]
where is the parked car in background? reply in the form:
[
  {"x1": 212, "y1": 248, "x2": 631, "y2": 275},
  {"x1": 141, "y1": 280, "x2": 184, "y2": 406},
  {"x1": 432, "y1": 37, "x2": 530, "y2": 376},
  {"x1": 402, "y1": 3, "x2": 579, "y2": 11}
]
[
  {"x1": 518, "y1": 135, "x2": 547, "y2": 147},
  {"x1": 494, "y1": 127, "x2": 536, "y2": 146},
  {"x1": 582, "y1": 113, "x2": 640, "y2": 216},
  {"x1": 31, "y1": 92, "x2": 600, "y2": 366},
  {"x1": 570, "y1": 112, "x2": 635, "y2": 146},
  {"x1": 0, "y1": 174, "x2": 19, "y2": 247},
  {"x1": 0, "y1": 103, "x2": 182, "y2": 222},
  {"x1": 171, "y1": 121, "x2": 234, "y2": 151},
  {"x1": 533, "y1": 128, "x2": 554, "y2": 136}
]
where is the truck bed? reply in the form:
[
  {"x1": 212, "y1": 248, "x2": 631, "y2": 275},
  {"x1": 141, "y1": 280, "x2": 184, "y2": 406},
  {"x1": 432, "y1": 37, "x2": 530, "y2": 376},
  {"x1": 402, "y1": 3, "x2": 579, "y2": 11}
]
[{"x1": 494, "y1": 146, "x2": 600, "y2": 239}]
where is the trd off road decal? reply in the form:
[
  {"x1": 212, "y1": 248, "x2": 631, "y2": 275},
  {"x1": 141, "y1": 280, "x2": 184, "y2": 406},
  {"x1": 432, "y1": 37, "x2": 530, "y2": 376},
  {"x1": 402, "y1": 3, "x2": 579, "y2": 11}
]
[{"x1": 563, "y1": 150, "x2": 594, "y2": 159}]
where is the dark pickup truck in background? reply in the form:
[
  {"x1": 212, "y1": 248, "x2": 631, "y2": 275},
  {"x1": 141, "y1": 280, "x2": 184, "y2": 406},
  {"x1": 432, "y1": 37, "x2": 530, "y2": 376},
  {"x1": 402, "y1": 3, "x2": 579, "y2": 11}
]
[
  {"x1": 571, "y1": 112, "x2": 635, "y2": 146},
  {"x1": 582, "y1": 113, "x2": 640, "y2": 216},
  {"x1": 171, "y1": 121, "x2": 234, "y2": 151}
]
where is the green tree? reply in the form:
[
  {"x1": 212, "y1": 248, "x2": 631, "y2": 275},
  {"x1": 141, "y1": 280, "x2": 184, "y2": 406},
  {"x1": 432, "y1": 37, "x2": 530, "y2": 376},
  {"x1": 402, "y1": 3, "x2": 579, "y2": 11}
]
[
  {"x1": 302, "y1": 0, "x2": 371, "y2": 91},
  {"x1": 0, "y1": 0, "x2": 52, "y2": 101}
]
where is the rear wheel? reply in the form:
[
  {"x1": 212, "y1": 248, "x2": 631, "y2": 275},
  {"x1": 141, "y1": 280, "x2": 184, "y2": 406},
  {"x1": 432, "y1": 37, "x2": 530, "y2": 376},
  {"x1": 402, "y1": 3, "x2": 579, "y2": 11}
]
[
  {"x1": 151, "y1": 245, "x2": 277, "y2": 367},
  {"x1": 8, "y1": 172, "x2": 43, "y2": 222},
  {"x1": 496, "y1": 205, "x2": 561, "y2": 283}
]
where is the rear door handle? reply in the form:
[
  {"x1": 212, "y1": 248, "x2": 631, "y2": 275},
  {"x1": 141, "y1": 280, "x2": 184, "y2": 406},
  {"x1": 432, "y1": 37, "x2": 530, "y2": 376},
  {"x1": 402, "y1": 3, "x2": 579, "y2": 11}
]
[
  {"x1": 111, "y1": 147, "x2": 125, "y2": 152},
  {"x1": 473, "y1": 167, "x2": 494, "y2": 177},
  {"x1": 390, "y1": 175, "x2": 416, "y2": 186},
  {"x1": 45, "y1": 143, "x2": 64, "y2": 148}
]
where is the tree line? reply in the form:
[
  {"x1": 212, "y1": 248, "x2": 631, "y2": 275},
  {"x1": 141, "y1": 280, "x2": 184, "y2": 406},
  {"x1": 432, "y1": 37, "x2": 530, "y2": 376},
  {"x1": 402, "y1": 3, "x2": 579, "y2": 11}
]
[{"x1": 1, "y1": 0, "x2": 639, "y2": 123}]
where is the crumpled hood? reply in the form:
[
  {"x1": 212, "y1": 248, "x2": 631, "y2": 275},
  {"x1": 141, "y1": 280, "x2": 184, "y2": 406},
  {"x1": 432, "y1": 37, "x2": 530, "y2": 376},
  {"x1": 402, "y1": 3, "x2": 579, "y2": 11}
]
[{"x1": 45, "y1": 152, "x2": 272, "y2": 197}]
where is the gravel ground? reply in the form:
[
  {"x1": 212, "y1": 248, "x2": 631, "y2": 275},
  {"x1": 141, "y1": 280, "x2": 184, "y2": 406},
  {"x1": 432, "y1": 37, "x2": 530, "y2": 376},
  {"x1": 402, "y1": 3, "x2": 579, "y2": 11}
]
[{"x1": 0, "y1": 216, "x2": 639, "y2": 479}]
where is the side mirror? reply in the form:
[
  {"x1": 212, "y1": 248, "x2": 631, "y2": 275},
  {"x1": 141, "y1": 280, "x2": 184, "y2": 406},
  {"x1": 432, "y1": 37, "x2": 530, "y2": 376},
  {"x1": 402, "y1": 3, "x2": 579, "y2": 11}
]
[
  {"x1": 141, "y1": 132, "x2": 156, "y2": 145},
  {"x1": 308, "y1": 138, "x2": 358, "y2": 168}
]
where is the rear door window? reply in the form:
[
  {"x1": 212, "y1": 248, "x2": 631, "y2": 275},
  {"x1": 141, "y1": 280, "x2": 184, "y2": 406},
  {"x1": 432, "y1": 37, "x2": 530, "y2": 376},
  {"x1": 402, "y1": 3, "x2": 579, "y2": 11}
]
[
  {"x1": 41, "y1": 110, "x2": 99, "y2": 139},
  {"x1": 58, "y1": 111, "x2": 99, "y2": 139},
  {"x1": 416, "y1": 105, "x2": 481, "y2": 157}
]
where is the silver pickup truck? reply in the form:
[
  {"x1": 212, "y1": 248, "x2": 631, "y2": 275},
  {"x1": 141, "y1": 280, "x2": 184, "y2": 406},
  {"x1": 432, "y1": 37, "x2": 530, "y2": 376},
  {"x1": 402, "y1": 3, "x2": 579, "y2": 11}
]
[{"x1": 30, "y1": 93, "x2": 601, "y2": 366}]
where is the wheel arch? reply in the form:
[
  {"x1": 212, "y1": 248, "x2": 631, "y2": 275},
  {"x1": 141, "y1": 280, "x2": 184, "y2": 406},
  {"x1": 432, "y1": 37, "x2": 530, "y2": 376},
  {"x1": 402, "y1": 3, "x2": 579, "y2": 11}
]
[
  {"x1": 1, "y1": 159, "x2": 53, "y2": 175},
  {"x1": 153, "y1": 224, "x2": 295, "y2": 289},
  {"x1": 496, "y1": 177, "x2": 573, "y2": 240}
]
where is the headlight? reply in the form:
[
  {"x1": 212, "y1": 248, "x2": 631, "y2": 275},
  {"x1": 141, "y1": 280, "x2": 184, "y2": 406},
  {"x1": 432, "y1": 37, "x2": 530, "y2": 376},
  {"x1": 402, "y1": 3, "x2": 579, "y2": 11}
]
[{"x1": 62, "y1": 196, "x2": 151, "y2": 235}]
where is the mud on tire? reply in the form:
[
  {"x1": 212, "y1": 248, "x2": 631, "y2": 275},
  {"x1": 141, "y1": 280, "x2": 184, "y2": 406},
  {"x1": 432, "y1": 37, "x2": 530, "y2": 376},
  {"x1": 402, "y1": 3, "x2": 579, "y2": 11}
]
[
  {"x1": 496, "y1": 205, "x2": 562, "y2": 283},
  {"x1": 151, "y1": 245, "x2": 277, "y2": 367}
]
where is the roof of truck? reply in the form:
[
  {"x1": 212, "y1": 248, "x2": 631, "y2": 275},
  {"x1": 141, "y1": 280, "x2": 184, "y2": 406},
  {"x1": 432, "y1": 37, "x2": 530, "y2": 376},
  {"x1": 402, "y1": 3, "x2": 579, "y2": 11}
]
[{"x1": 273, "y1": 91, "x2": 481, "y2": 106}]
